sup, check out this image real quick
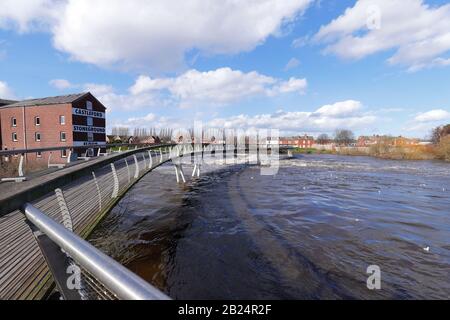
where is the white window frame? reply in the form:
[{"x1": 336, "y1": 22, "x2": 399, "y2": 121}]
[
  {"x1": 87, "y1": 101, "x2": 93, "y2": 110},
  {"x1": 60, "y1": 131, "x2": 66, "y2": 142},
  {"x1": 61, "y1": 149, "x2": 67, "y2": 158},
  {"x1": 11, "y1": 117, "x2": 17, "y2": 127},
  {"x1": 87, "y1": 117, "x2": 93, "y2": 126},
  {"x1": 60, "y1": 115, "x2": 65, "y2": 125},
  {"x1": 87, "y1": 132, "x2": 94, "y2": 142},
  {"x1": 12, "y1": 132, "x2": 18, "y2": 141},
  {"x1": 35, "y1": 132, "x2": 41, "y2": 142},
  {"x1": 35, "y1": 116, "x2": 40, "y2": 126},
  {"x1": 36, "y1": 151, "x2": 42, "y2": 158}
]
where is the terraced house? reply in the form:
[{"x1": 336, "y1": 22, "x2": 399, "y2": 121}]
[{"x1": 0, "y1": 93, "x2": 106, "y2": 165}]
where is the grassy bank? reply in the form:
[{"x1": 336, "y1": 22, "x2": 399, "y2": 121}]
[{"x1": 291, "y1": 138, "x2": 450, "y2": 162}]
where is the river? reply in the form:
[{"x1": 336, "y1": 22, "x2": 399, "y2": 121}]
[{"x1": 89, "y1": 154, "x2": 450, "y2": 299}]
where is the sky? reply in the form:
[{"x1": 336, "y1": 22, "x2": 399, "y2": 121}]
[{"x1": 1, "y1": 0, "x2": 450, "y2": 139}]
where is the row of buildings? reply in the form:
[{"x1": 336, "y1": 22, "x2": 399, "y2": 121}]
[{"x1": 0, "y1": 92, "x2": 106, "y2": 164}]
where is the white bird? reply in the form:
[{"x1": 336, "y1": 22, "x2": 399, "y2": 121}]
[{"x1": 423, "y1": 246, "x2": 430, "y2": 252}]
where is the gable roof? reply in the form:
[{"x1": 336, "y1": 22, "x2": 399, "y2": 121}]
[{"x1": 0, "y1": 93, "x2": 90, "y2": 108}]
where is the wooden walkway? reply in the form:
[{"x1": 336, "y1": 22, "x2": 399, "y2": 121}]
[{"x1": 0, "y1": 149, "x2": 168, "y2": 299}]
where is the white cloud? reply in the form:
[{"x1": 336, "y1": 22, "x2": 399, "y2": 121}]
[
  {"x1": 414, "y1": 109, "x2": 450, "y2": 122},
  {"x1": 130, "y1": 67, "x2": 307, "y2": 108},
  {"x1": 112, "y1": 99, "x2": 376, "y2": 134},
  {"x1": 83, "y1": 83, "x2": 158, "y2": 113},
  {"x1": 0, "y1": 0, "x2": 313, "y2": 71},
  {"x1": 314, "y1": 100, "x2": 362, "y2": 118},
  {"x1": 284, "y1": 57, "x2": 300, "y2": 70},
  {"x1": 49, "y1": 79, "x2": 73, "y2": 90},
  {"x1": 0, "y1": 0, "x2": 62, "y2": 32},
  {"x1": 0, "y1": 81, "x2": 16, "y2": 99},
  {"x1": 314, "y1": 0, "x2": 450, "y2": 71}
]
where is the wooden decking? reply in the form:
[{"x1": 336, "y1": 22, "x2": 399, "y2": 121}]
[{"x1": 0, "y1": 151, "x2": 166, "y2": 299}]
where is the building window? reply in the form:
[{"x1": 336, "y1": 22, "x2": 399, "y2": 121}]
[
  {"x1": 87, "y1": 101, "x2": 93, "y2": 110},
  {"x1": 87, "y1": 117, "x2": 93, "y2": 126},
  {"x1": 61, "y1": 149, "x2": 67, "y2": 158},
  {"x1": 11, "y1": 117, "x2": 17, "y2": 127},
  {"x1": 87, "y1": 132, "x2": 94, "y2": 142},
  {"x1": 35, "y1": 116, "x2": 40, "y2": 126},
  {"x1": 37, "y1": 152, "x2": 42, "y2": 158},
  {"x1": 12, "y1": 132, "x2": 18, "y2": 141},
  {"x1": 60, "y1": 115, "x2": 65, "y2": 125},
  {"x1": 60, "y1": 132, "x2": 66, "y2": 142},
  {"x1": 35, "y1": 132, "x2": 41, "y2": 141}
]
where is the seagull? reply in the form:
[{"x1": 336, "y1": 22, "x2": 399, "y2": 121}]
[{"x1": 423, "y1": 246, "x2": 430, "y2": 252}]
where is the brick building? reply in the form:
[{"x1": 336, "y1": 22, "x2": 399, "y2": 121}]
[
  {"x1": 0, "y1": 92, "x2": 106, "y2": 164},
  {"x1": 280, "y1": 134, "x2": 314, "y2": 148}
]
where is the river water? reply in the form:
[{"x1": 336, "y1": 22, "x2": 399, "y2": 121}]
[{"x1": 89, "y1": 154, "x2": 450, "y2": 299}]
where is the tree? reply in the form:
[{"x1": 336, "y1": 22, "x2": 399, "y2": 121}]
[
  {"x1": 431, "y1": 124, "x2": 450, "y2": 144},
  {"x1": 316, "y1": 133, "x2": 330, "y2": 145},
  {"x1": 334, "y1": 129, "x2": 355, "y2": 146}
]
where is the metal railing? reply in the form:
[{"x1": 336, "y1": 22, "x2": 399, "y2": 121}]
[{"x1": 23, "y1": 203, "x2": 170, "y2": 300}]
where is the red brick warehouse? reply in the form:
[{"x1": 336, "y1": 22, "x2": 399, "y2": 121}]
[{"x1": 0, "y1": 92, "x2": 107, "y2": 165}]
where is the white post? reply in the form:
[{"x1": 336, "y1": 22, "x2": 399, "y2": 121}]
[
  {"x1": 48, "y1": 152, "x2": 52, "y2": 168},
  {"x1": 92, "y1": 172, "x2": 102, "y2": 211},
  {"x1": 148, "y1": 150, "x2": 153, "y2": 169},
  {"x1": 55, "y1": 188, "x2": 73, "y2": 232},
  {"x1": 125, "y1": 158, "x2": 130, "y2": 183},
  {"x1": 133, "y1": 154, "x2": 139, "y2": 179},
  {"x1": 174, "y1": 164, "x2": 186, "y2": 183},
  {"x1": 110, "y1": 163, "x2": 119, "y2": 198},
  {"x1": 18, "y1": 154, "x2": 24, "y2": 177},
  {"x1": 67, "y1": 150, "x2": 72, "y2": 164},
  {"x1": 159, "y1": 148, "x2": 163, "y2": 163},
  {"x1": 142, "y1": 153, "x2": 147, "y2": 169}
]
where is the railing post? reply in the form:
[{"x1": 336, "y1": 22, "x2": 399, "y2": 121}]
[
  {"x1": 125, "y1": 158, "x2": 131, "y2": 183},
  {"x1": 159, "y1": 148, "x2": 163, "y2": 163},
  {"x1": 110, "y1": 163, "x2": 119, "y2": 198},
  {"x1": 133, "y1": 154, "x2": 139, "y2": 179},
  {"x1": 92, "y1": 171, "x2": 102, "y2": 211},
  {"x1": 142, "y1": 153, "x2": 147, "y2": 169},
  {"x1": 18, "y1": 154, "x2": 25, "y2": 177},
  {"x1": 55, "y1": 188, "x2": 73, "y2": 232},
  {"x1": 147, "y1": 150, "x2": 153, "y2": 169},
  {"x1": 48, "y1": 152, "x2": 52, "y2": 168}
]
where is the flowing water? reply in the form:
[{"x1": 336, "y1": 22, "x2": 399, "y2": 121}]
[{"x1": 89, "y1": 154, "x2": 450, "y2": 299}]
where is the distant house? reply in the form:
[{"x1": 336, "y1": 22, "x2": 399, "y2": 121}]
[
  {"x1": 280, "y1": 134, "x2": 314, "y2": 148},
  {"x1": 357, "y1": 135, "x2": 420, "y2": 147}
]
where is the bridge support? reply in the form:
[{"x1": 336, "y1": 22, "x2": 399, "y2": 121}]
[
  {"x1": 110, "y1": 163, "x2": 120, "y2": 198},
  {"x1": 174, "y1": 164, "x2": 186, "y2": 183},
  {"x1": 192, "y1": 163, "x2": 200, "y2": 178}
]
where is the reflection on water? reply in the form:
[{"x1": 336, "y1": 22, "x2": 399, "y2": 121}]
[{"x1": 89, "y1": 154, "x2": 450, "y2": 299}]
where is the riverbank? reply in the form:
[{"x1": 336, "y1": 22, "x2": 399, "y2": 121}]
[{"x1": 292, "y1": 139, "x2": 450, "y2": 162}]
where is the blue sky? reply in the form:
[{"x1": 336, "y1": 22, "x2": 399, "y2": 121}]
[{"x1": 1, "y1": 0, "x2": 450, "y2": 138}]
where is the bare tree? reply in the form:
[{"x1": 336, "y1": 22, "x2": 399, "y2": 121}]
[
  {"x1": 316, "y1": 133, "x2": 330, "y2": 145},
  {"x1": 334, "y1": 129, "x2": 355, "y2": 146}
]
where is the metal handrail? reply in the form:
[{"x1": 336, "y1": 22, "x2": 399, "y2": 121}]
[
  {"x1": 0, "y1": 142, "x2": 176, "y2": 156},
  {"x1": 23, "y1": 203, "x2": 171, "y2": 300}
]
